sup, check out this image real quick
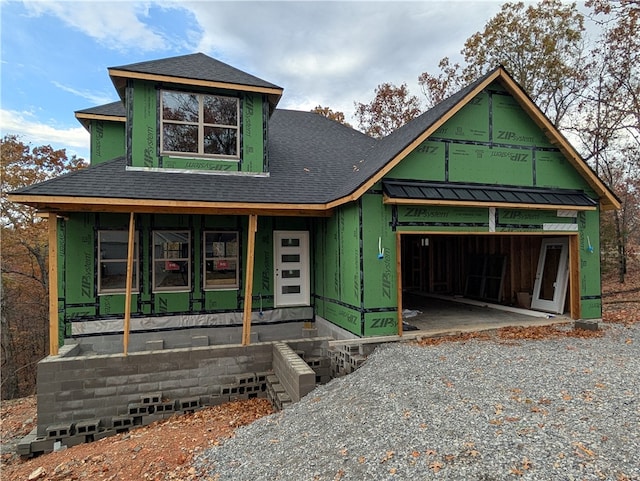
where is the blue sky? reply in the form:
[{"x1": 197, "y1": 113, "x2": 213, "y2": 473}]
[{"x1": 0, "y1": 1, "x2": 514, "y2": 161}]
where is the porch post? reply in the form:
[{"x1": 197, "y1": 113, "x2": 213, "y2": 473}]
[
  {"x1": 396, "y1": 232, "x2": 403, "y2": 337},
  {"x1": 123, "y1": 212, "x2": 135, "y2": 356},
  {"x1": 242, "y1": 214, "x2": 258, "y2": 346},
  {"x1": 48, "y1": 214, "x2": 59, "y2": 355}
]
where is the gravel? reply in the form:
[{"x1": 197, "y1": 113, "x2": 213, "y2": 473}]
[{"x1": 196, "y1": 324, "x2": 640, "y2": 480}]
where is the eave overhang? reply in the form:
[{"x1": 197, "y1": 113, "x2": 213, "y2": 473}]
[
  {"x1": 7, "y1": 194, "x2": 333, "y2": 218},
  {"x1": 75, "y1": 111, "x2": 126, "y2": 132},
  {"x1": 108, "y1": 69, "x2": 284, "y2": 113}
]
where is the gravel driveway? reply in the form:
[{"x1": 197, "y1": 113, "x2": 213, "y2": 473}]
[{"x1": 197, "y1": 323, "x2": 639, "y2": 480}]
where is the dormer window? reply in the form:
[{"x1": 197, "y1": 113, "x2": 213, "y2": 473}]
[{"x1": 161, "y1": 90, "x2": 239, "y2": 159}]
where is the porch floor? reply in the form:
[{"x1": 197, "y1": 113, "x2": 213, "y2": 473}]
[{"x1": 401, "y1": 292, "x2": 570, "y2": 337}]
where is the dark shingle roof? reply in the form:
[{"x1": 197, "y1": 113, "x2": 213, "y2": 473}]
[
  {"x1": 7, "y1": 68, "x2": 523, "y2": 207},
  {"x1": 108, "y1": 52, "x2": 283, "y2": 111},
  {"x1": 13, "y1": 110, "x2": 376, "y2": 205},
  {"x1": 11, "y1": 64, "x2": 614, "y2": 210},
  {"x1": 75, "y1": 101, "x2": 126, "y2": 131},
  {"x1": 110, "y1": 52, "x2": 282, "y2": 90},
  {"x1": 75, "y1": 101, "x2": 126, "y2": 118},
  {"x1": 330, "y1": 69, "x2": 497, "y2": 199}
]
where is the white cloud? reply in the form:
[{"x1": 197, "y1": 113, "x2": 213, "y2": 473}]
[
  {"x1": 178, "y1": 1, "x2": 504, "y2": 123},
  {"x1": 22, "y1": 1, "x2": 172, "y2": 52},
  {"x1": 0, "y1": 109, "x2": 89, "y2": 153},
  {"x1": 51, "y1": 81, "x2": 116, "y2": 106}
]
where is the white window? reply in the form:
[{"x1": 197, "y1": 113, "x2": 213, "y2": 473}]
[
  {"x1": 161, "y1": 90, "x2": 239, "y2": 158},
  {"x1": 98, "y1": 231, "x2": 139, "y2": 294},
  {"x1": 153, "y1": 231, "x2": 191, "y2": 292},
  {"x1": 204, "y1": 231, "x2": 239, "y2": 290}
]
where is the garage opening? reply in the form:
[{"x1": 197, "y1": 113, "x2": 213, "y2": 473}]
[{"x1": 399, "y1": 233, "x2": 577, "y2": 331}]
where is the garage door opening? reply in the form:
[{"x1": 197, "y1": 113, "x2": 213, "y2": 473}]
[{"x1": 399, "y1": 233, "x2": 578, "y2": 331}]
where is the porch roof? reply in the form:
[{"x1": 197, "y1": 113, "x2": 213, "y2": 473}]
[{"x1": 382, "y1": 180, "x2": 598, "y2": 209}]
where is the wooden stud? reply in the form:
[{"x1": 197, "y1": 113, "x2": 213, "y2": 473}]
[
  {"x1": 123, "y1": 212, "x2": 135, "y2": 356},
  {"x1": 48, "y1": 214, "x2": 59, "y2": 356},
  {"x1": 396, "y1": 232, "x2": 403, "y2": 337},
  {"x1": 242, "y1": 214, "x2": 258, "y2": 346}
]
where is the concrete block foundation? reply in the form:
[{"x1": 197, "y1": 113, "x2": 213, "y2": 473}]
[{"x1": 23, "y1": 336, "x2": 334, "y2": 457}]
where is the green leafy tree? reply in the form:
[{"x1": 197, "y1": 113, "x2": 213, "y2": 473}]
[{"x1": 1, "y1": 135, "x2": 85, "y2": 399}]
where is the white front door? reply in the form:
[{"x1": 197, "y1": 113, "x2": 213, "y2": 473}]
[
  {"x1": 274, "y1": 231, "x2": 310, "y2": 307},
  {"x1": 531, "y1": 237, "x2": 569, "y2": 314}
]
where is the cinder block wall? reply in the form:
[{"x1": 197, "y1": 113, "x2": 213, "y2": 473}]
[
  {"x1": 72, "y1": 322, "x2": 306, "y2": 355},
  {"x1": 36, "y1": 342, "x2": 273, "y2": 435},
  {"x1": 272, "y1": 342, "x2": 316, "y2": 403}
]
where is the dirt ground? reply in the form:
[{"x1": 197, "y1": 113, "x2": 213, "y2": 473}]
[
  {"x1": 1, "y1": 260, "x2": 638, "y2": 481},
  {"x1": 1, "y1": 398, "x2": 272, "y2": 481}
]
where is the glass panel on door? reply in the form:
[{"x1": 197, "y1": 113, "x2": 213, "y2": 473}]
[{"x1": 274, "y1": 231, "x2": 309, "y2": 307}]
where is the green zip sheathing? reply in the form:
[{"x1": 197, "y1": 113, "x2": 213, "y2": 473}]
[
  {"x1": 128, "y1": 80, "x2": 267, "y2": 173},
  {"x1": 388, "y1": 82, "x2": 594, "y2": 192},
  {"x1": 314, "y1": 204, "x2": 363, "y2": 336},
  {"x1": 90, "y1": 120, "x2": 125, "y2": 165},
  {"x1": 314, "y1": 197, "x2": 399, "y2": 337},
  {"x1": 579, "y1": 209, "x2": 602, "y2": 318},
  {"x1": 361, "y1": 193, "x2": 398, "y2": 336},
  {"x1": 56, "y1": 213, "x2": 310, "y2": 343},
  {"x1": 382, "y1": 81, "x2": 604, "y2": 320}
]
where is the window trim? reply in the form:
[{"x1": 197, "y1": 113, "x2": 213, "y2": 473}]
[
  {"x1": 152, "y1": 230, "x2": 192, "y2": 293},
  {"x1": 160, "y1": 89, "x2": 240, "y2": 160},
  {"x1": 97, "y1": 230, "x2": 139, "y2": 295},
  {"x1": 203, "y1": 230, "x2": 240, "y2": 291}
]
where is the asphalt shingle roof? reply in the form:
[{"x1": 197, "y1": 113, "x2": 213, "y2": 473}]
[
  {"x1": 110, "y1": 53, "x2": 282, "y2": 91},
  {"x1": 13, "y1": 109, "x2": 377, "y2": 205},
  {"x1": 75, "y1": 101, "x2": 126, "y2": 118},
  {"x1": 12, "y1": 64, "x2": 608, "y2": 210}
]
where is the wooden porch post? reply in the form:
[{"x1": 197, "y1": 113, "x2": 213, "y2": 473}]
[
  {"x1": 48, "y1": 214, "x2": 59, "y2": 355},
  {"x1": 396, "y1": 232, "x2": 403, "y2": 337},
  {"x1": 123, "y1": 212, "x2": 135, "y2": 355},
  {"x1": 242, "y1": 214, "x2": 258, "y2": 346}
]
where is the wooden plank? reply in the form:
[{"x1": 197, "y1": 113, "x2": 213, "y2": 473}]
[
  {"x1": 7, "y1": 194, "x2": 333, "y2": 217},
  {"x1": 569, "y1": 234, "x2": 581, "y2": 319},
  {"x1": 396, "y1": 232, "x2": 403, "y2": 337},
  {"x1": 123, "y1": 212, "x2": 135, "y2": 356},
  {"x1": 242, "y1": 214, "x2": 258, "y2": 346},
  {"x1": 74, "y1": 113, "x2": 126, "y2": 122},
  {"x1": 48, "y1": 214, "x2": 59, "y2": 356},
  {"x1": 108, "y1": 69, "x2": 283, "y2": 96}
]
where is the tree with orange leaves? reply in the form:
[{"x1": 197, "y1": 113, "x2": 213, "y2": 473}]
[{"x1": 1, "y1": 135, "x2": 86, "y2": 399}]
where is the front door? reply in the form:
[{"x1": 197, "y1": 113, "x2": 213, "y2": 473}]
[
  {"x1": 274, "y1": 231, "x2": 310, "y2": 307},
  {"x1": 531, "y1": 237, "x2": 569, "y2": 314}
]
